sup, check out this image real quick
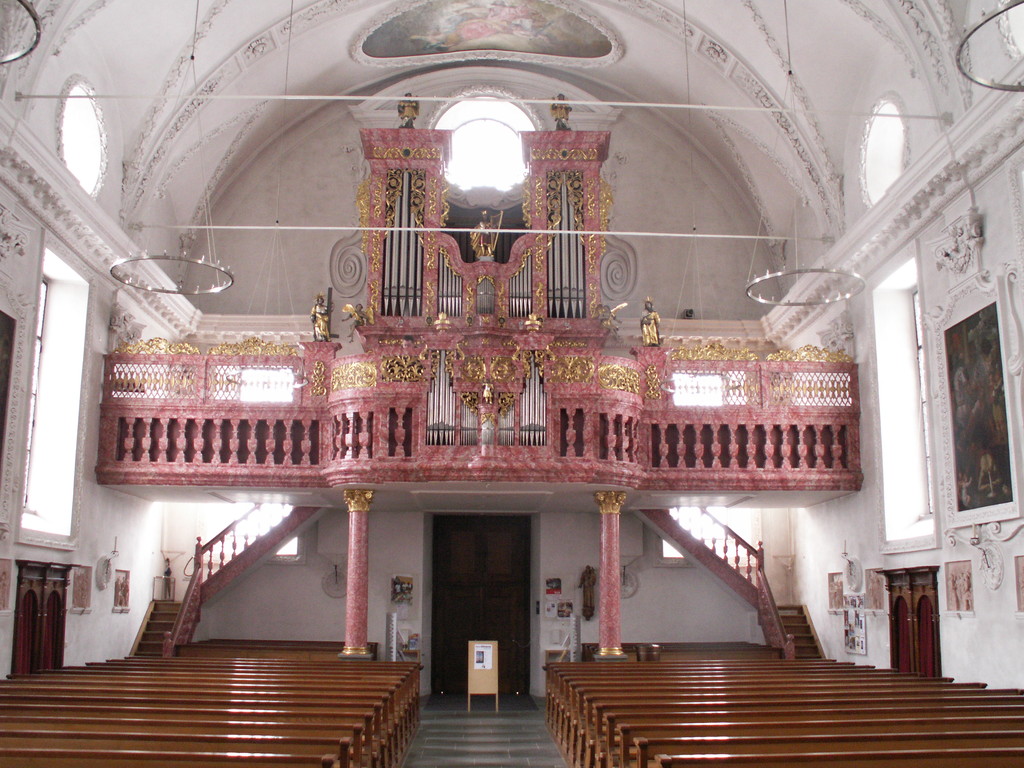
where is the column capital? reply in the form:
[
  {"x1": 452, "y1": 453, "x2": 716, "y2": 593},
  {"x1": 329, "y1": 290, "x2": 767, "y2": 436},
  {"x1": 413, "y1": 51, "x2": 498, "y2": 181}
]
[
  {"x1": 343, "y1": 488, "x2": 375, "y2": 513},
  {"x1": 594, "y1": 490, "x2": 626, "y2": 514}
]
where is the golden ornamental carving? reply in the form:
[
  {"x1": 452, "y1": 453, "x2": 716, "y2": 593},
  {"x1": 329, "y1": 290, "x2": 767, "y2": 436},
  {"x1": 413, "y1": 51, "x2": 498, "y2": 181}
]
[
  {"x1": 594, "y1": 490, "x2": 627, "y2": 514},
  {"x1": 208, "y1": 337, "x2": 299, "y2": 356},
  {"x1": 546, "y1": 170, "x2": 584, "y2": 230},
  {"x1": 644, "y1": 365, "x2": 663, "y2": 400},
  {"x1": 460, "y1": 392, "x2": 480, "y2": 412},
  {"x1": 343, "y1": 488, "x2": 374, "y2": 513},
  {"x1": 490, "y1": 356, "x2": 518, "y2": 384},
  {"x1": 598, "y1": 364, "x2": 640, "y2": 394},
  {"x1": 381, "y1": 354, "x2": 425, "y2": 382},
  {"x1": 371, "y1": 146, "x2": 441, "y2": 160},
  {"x1": 671, "y1": 342, "x2": 759, "y2": 361},
  {"x1": 332, "y1": 362, "x2": 377, "y2": 390},
  {"x1": 310, "y1": 360, "x2": 327, "y2": 397},
  {"x1": 114, "y1": 338, "x2": 200, "y2": 355},
  {"x1": 532, "y1": 148, "x2": 599, "y2": 161},
  {"x1": 551, "y1": 340, "x2": 587, "y2": 348},
  {"x1": 462, "y1": 356, "x2": 486, "y2": 383},
  {"x1": 600, "y1": 178, "x2": 613, "y2": 231},
  {"x1": 379, "y1": 338, "x2": 404, "y2": 345},
  {"x1": 546, "y1": 356, "x2": 595, "y2": 384},
  {"x1": 497, "y1": 392, "x2": 516, "y2": 418},
  {"x1": 766, "y1": 344, "x2": 853, "y2": 363},
  {"x1": 385, "y1": 169, "x2": 426, "y2": 228}
]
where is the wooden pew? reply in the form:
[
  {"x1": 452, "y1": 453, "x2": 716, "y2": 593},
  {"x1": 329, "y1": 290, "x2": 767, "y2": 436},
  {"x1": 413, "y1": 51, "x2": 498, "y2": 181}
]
[{"x1": 655, "y1": 746, "x2": 1024, "y2": 767}]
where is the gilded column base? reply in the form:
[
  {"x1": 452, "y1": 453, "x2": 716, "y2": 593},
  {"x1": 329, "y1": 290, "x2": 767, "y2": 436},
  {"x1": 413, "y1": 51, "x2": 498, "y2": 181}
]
[
  {"x1": 594, "y1": 646, "x2": 628, "y2": 661},
  {"x1": 339, "y1": 646, "x2": 373, "y2": 660}
]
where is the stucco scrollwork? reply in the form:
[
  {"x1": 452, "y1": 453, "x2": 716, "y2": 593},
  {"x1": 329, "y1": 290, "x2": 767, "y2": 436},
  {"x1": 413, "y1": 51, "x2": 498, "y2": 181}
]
[
  {"x1": 600, "y1": 235, "x2": 636, "y2": 303},
  {"x1": 818, "y1": 312, "x2": 856, "y2": 359},
  {"x1": 330, "y1": 234, "x2": 367, "y2": 298},
  {"x1": 0, "y1": 206, "x2": 27, "y2": 263}
]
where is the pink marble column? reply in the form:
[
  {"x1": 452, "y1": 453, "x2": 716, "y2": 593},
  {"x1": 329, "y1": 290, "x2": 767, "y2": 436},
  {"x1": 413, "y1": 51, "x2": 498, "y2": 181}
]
[
  {"x1": 594, "y1": 491, "x2": 628, "y2": 659},
  {"x1": 342, "y1": 488, "x2": 374, "y2": 658}
]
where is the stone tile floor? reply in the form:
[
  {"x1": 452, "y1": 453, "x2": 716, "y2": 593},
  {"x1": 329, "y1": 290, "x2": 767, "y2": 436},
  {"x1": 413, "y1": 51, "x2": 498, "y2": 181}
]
[{"x1": 401, "y1": 695, "x2": 568, "y2": 768}]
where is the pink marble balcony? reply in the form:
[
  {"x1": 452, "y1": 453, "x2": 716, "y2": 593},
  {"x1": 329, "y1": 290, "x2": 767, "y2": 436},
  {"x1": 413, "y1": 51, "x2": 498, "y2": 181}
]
[{"x1": 95, "y1": 339, "x2": 862, "y2": 494}]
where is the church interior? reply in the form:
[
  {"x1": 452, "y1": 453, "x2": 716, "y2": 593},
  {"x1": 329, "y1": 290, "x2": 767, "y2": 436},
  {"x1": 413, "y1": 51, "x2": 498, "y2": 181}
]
[{"x1": 2, "y1": 0, "x2": 1024, "y2": 764}]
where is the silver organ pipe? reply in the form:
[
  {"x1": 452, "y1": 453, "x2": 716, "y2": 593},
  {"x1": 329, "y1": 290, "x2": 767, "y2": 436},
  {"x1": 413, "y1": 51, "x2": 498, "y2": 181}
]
[
  {"x1": 459, "y1": 400, "x2": 479, "y2": 446},
  {"x1": 425, "y1": 351, "x2": 456, "y2": 446},
  {"x1": 546, "y1": 177, "x2": 586, "y2": 318},
  {"x1": 438, "y1": 250, "x2": 463, "y2": 318},
  {"x1": 509, "y1": 259, "x2": 531, "y2": 317},
  {"x1": 519, "y1": 356, "x2": 547, "y2": 446},
  {"x1": 382, "y1": 171, "x2": 423, "y2": 317}
]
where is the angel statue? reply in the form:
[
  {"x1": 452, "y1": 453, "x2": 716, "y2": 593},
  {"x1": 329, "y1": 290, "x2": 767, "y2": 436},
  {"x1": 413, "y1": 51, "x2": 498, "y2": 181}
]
[
  {"x1": 551, "y1": 93, "x2": 572, "y2": 131},
  {"x1": 597, "y1": 302, "x2": 628, "y2": 331},
  {"x1": 310, "y1": 293, "x2": 332, "y2": 341}
]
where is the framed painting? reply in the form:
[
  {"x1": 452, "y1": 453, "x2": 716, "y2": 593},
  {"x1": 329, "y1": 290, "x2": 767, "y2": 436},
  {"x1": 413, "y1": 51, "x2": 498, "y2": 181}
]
[
  {"x1": 945, "y1": 302, "x2": 1014, "y2": 519},
  {"x1": 113, "y1": 569, "x2": 130, "y2": 613},
  {"x1": 0, "y1": 558, "x2": 11, "y2": 612},
  {"x1": 0, "y1": 309, "x2": 14, "y2": 476},
  {"x1": 71, "y1": 565, "x2": 92, "y2": 613},
  {"x1": 945, "y1": 560, "x2": 974, "y2": 614},
  {"x1": 827, "y1": 572, "x2": 843, "y2": 611},
  {"x1": 864, "y1": 568, "x2": 886, "y2": 612}
]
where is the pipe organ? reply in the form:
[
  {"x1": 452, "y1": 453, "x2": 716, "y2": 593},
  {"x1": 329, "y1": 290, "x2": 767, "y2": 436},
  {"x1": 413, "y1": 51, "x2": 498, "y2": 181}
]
[{"x1": 97, "y1": 120, "x2": 861, "y2": 496}]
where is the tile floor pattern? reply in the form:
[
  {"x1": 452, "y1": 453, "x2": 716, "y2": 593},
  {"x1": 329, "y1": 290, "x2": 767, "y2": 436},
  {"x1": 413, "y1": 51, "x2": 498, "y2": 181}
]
[{"x1": 402, "y1": 696, "x2": 569, "y2": 768}]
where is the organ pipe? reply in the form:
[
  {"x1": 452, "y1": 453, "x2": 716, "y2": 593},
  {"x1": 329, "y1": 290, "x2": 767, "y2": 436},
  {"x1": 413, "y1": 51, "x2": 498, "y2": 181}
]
[
  {"x1": 382, "y1": 171, "x2": 424, "y2": 317},
  {"x1": 426, "y1": 350, "x2": 455, "y2": 446},
  {"x1": 520, "y1": 355, "x2": 546, "y2": 446},
  {"x1": 546, "y1": 177, "x2": 585, "y2": 319}
]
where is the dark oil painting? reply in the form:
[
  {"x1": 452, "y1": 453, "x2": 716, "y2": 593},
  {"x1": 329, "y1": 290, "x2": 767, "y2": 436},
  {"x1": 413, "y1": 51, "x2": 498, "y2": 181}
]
[
  {"x1": 945, "y1": 302, "x2": 1013, "y2": 511},
  {"x1": 0, "y1": 310, "x2": 14, "y2": 476}
]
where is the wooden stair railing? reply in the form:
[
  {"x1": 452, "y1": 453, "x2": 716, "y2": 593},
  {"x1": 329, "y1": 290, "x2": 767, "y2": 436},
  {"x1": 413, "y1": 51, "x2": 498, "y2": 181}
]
[
  {"x1": 639, "y1": 507, "x2": 795, "y2": 659},
  {"x1": 163, "y1": 505, "x2": 321, "y2": 657}
]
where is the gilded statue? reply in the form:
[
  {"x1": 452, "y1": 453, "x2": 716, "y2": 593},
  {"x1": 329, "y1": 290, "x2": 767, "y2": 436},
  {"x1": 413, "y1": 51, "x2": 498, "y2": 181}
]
[
  {"x1": 551, "y1": 93, "x2": 572, "y2": 131},
  {"x1": 640, "y1": 297, "x2": 661, "y2": 347},
  {"x1": 470, "y1": 209, "x2": 503, "y2": 262},
  {"x1": 397, "y1": 93, "x2": 419, "y2": 128},
  {"x1": 310, "y1": 293, "x2": 331, "y2": 341}
]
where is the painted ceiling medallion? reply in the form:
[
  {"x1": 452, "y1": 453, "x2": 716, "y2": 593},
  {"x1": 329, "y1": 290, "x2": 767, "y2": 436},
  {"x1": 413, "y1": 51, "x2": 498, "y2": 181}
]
[{"x1": 361, "y1": 0, "x2": 613, "y2": 60}]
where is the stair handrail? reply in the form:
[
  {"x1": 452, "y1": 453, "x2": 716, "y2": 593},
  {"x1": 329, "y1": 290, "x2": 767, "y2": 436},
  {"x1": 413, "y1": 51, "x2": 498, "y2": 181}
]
[
  {"x1": 753, "y1": 542, "x2": 796, "y2": 659},
  {"x1": 164, "y1": 536, "x2": 204, "y2": 657},
  {"x1": 683, "y1": 507, "x2": 761, "y2": 587},
  {"x1": 693, "y1": 507, "x2": 795, "y2": 660},
  {"x1": 199, "y1": 504, "x2": 276, "y2": 580}
]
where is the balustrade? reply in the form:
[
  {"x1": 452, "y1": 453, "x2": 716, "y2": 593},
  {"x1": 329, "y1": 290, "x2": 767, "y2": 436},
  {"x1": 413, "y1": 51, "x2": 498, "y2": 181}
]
[{"x1": 98, "y1": 345, "x2": 861, "y2": 495}]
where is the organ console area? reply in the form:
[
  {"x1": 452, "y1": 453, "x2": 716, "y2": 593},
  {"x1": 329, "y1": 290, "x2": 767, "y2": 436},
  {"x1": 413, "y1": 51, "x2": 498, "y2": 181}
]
[{"x1": 95, "y1": 122, "x2": 862, "y2": 496}]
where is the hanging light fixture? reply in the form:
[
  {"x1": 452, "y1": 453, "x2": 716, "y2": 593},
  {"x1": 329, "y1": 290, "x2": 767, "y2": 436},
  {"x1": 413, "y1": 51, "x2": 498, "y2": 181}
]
[
  {"x1": 110, "y1": 249, "x2": 233, "y2": 294},
  {"x1": 744, "y1": 1, "x2": 865, "y2": 308},
  {"x1": 0, "y1": 0, "x2": 40, "y2": 65},
  {"x1": 110, "y1": 0, "x2": 234, "y2": 296},
  {"x1": 745, "y1": 267, "x2": 864, "y2": 306},
  {"x1": 956, "y1": 0, "x2": 1024, "y2": 91}
]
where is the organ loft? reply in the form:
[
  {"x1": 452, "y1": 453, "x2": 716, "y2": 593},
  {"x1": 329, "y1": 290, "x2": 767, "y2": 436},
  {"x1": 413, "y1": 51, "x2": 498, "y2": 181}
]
[{"x1": 96, "y1": 113, "x2": 861, "y2": 665}]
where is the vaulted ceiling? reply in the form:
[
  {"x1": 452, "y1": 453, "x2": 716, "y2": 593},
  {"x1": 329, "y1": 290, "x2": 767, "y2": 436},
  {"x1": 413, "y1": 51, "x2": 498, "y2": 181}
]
[{"x1": 6, "y1": 0, "x2": 999, "y2": 323}]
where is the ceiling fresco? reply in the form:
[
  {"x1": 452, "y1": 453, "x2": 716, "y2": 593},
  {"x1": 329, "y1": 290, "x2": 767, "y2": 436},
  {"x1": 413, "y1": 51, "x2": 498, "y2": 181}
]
[{"x1": 361, "y1": 0, "x2": 613, "y2": 59}]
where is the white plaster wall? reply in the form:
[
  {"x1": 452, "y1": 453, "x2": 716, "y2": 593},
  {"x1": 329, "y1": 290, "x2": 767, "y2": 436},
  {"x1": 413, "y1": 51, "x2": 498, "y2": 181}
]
[
  {"x1": 790, "y1": 128, "x2": 1024, "y2": 689},
  {"x1": 0, "y1": 180, "x2": 165, "y2": 671}
]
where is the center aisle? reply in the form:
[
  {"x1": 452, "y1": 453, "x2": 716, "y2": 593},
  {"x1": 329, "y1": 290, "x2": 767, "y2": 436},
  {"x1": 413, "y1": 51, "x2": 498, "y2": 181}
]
[{"x1": 402, "y1": 695, "x2": 568, "y2": 768}]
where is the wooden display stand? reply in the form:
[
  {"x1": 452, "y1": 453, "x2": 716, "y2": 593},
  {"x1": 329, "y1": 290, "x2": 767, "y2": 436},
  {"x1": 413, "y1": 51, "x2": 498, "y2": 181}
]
[{"x1": 467, "y1": 640, "x2": 499, "y2": 711}]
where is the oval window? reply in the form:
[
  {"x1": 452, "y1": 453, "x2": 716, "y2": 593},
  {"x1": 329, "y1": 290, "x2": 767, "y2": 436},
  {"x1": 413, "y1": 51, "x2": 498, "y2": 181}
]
[
  {"x1": 59, "y1": 80, "x2": 106, "y2": 196},
  {"x1": 862, "y1": 99, "x2": 906, "y2": 206}
]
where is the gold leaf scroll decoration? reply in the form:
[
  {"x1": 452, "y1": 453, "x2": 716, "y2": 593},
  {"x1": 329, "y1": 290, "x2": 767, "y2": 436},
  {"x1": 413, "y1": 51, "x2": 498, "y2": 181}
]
[
  {"x1": 114, "y1": 338, "x2": 200, "y2": 355},
  {"x1": 208, "y1": 337, "x2": 299, "y2": 356},
  {"x1": 332, "y1": 362, "x2": 377, "y2": 390},
  {"x1": 598, "y1": 364, "x2": 640, "y2": 394}
]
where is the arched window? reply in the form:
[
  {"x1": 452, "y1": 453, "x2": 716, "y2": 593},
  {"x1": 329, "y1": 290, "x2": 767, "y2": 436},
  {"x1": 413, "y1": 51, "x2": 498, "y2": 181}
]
[
  {"x1": 861, "y1": 98, "x2": 906, "y2": 206},
  {"x1": 58, "y1": 79, "x2": 107, "y2": 196},
  {"x1": 435, "y1": 99, "x2": 533, "y2": 191}
]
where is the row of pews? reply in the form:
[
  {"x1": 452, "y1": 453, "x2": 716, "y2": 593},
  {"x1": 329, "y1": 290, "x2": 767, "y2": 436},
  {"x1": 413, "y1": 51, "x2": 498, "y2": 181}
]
[
  {"x1": 546, "y1": 658, "x2": 1024, "y2": 768},
  {"x1": 0, "y1": 656, "x2": 420, "y2": 768}
]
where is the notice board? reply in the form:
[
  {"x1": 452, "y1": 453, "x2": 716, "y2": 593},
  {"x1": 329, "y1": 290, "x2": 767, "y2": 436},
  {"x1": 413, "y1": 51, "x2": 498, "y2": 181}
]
[{"x1": 467, "y1": 640, "x2": 499, "y2": 710}]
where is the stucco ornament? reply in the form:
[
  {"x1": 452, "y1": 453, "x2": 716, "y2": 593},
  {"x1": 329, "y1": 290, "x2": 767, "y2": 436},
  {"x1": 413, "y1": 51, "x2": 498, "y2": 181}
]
[
  {"x1": 934, "y1": 208, "x2": 984, "y2": 277},
  {"x1": 818, "y1": 312, "x2": 855, "y2": 359}
]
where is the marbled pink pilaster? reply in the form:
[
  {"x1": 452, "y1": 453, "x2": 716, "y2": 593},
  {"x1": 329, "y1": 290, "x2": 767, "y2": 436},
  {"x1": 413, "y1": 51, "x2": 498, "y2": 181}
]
[
  {"x1": 594, "y1": 491, "x2": 627, "y2": 658},
  {"x1": 342, "y1": 489, "x2": 374, "y2": 656}
]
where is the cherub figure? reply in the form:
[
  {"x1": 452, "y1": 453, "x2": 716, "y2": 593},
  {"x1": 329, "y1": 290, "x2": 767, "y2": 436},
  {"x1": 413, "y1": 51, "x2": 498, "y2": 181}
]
[{"x1": 597, "y1": 302, "x2": 628, "y2": 331}]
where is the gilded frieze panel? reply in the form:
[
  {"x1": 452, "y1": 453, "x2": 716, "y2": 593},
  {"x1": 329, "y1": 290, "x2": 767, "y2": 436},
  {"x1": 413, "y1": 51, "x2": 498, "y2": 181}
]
[{"x1": 598, "y1": 364, "x2": 640, "y2": 394}]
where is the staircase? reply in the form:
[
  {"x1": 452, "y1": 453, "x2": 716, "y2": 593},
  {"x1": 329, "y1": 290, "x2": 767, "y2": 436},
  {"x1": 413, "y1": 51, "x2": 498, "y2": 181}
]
[
  {"x1": 778, "y1": 604, "x2": 825, "y2": 659},
  {"x1": 164, "y1": 505, "x2": 321, "y2": 657},
  {"x1": 638, "y1": 507, "x2": 795, "y2": 659},
  {"x1": 133, "y1": 600, "x2": 181, "y2": 657}
]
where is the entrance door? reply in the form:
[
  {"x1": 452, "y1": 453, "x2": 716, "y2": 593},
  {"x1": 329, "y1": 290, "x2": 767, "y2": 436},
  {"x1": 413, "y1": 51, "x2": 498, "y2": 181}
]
[
  {"x1": 12, "y1": 561, "x2": 70, "y2": 675},
  {"x1": 431, "y1": 515, "x2": 531, "y2": 695},
  {"x1": 884, "y1": 566, "x2": 941, "y2": 677}
]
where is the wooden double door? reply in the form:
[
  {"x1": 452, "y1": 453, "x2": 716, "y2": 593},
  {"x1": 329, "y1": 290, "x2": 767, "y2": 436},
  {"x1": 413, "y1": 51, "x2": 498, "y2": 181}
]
[
  {"x1": 884, "y1": 566, "x2": 941, "y2": 677},
  {"x1": 431, "y1": 515, "x2": 531, "y2": 695},
  {"x1": 12, "y1": 561, "x2": 70, "y2": 675}
]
